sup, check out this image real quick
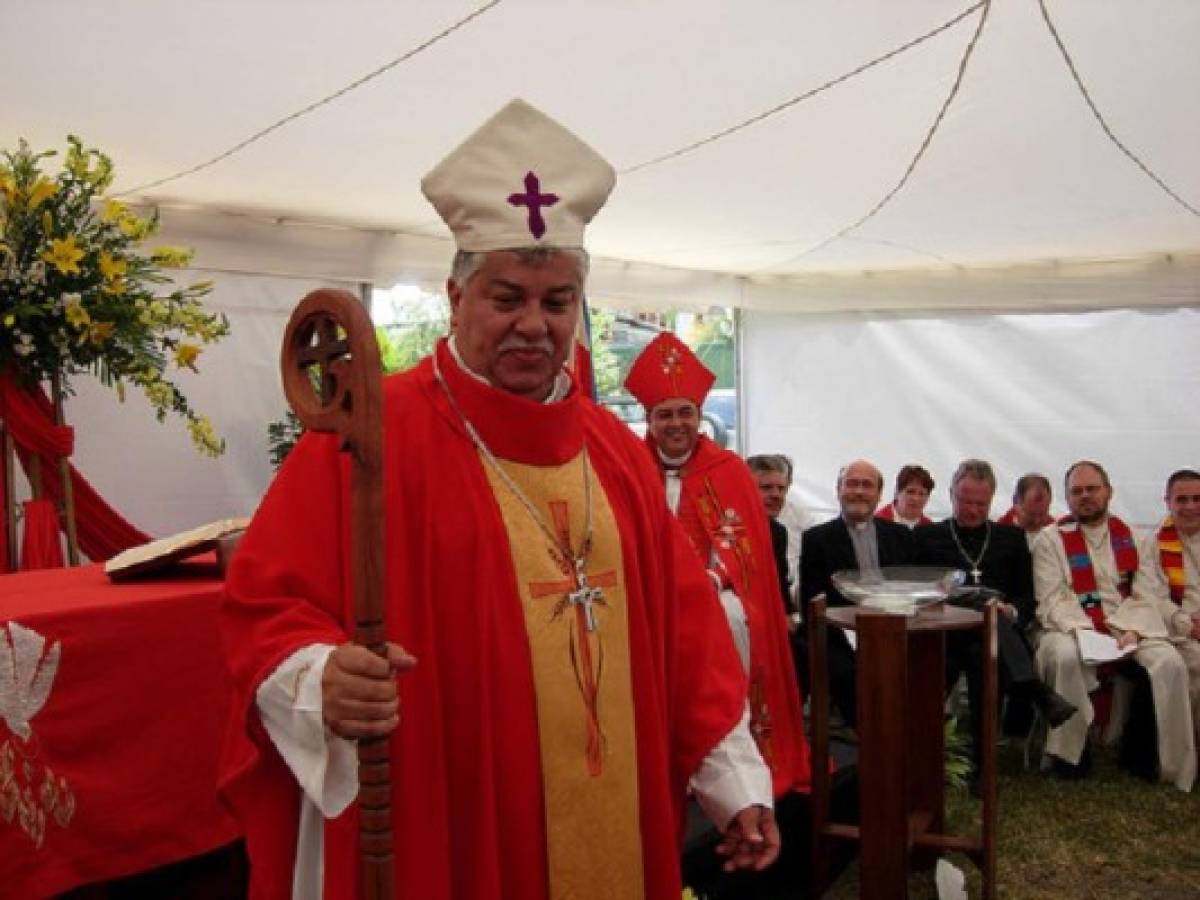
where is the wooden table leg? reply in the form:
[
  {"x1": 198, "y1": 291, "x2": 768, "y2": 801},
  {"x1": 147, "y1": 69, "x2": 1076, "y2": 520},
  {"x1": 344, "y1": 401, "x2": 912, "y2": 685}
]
[
  {"x1": 857, "y1": 612, "x2": 910, "y2": 900},
  {"x1": 980, "y1": 604, "x2": 999, "y2": 900},
  {"x1": 907, "y1": 629, "x2": 945, "y2": 870}
]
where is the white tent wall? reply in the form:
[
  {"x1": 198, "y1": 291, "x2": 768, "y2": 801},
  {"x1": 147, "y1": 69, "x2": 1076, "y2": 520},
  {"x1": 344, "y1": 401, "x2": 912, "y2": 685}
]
[
  {"x1": 152, "y1": 205, "x2": 747, "y2": 312},
  {"x1": 741, "y1": 305, "x2": 1200, "y2": 531},
  {"x1": 59, "y1": 270, "x2": 356, "y2": 540}
]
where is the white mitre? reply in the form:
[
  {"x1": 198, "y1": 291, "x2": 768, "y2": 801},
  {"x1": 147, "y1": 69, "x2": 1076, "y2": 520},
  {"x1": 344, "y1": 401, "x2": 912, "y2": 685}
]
[{"x1": 420, "y1": 98, "x2": 616, "y2": 251}]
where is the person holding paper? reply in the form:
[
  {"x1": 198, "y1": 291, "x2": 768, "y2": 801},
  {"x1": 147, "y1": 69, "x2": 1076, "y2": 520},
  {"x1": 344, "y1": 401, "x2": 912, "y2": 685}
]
[{"x1": 1033, "y1": 461, "x2": 1195, "y2": 790}]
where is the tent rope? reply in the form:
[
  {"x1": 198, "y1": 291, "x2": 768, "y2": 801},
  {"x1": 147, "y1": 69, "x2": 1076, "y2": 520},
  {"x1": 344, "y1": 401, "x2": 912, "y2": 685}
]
[
  {"x1": 619, "y1": 0, "x2": 987, "y2": 176},
  {"x1": 753, "y1": 0, "x2": 991, "y2": 271},
  {"x1": 117, "y1": 0, "x2": 503, "y2": 197},
  {"x1": 1037, "y1": 0, "x2": 1199, "y2": 218}
]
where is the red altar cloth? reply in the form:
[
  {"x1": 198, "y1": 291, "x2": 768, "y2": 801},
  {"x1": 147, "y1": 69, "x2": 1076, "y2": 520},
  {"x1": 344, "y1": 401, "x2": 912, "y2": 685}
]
[{"x1": 0, "y1": 557, "x2": 239, "y2": 898}]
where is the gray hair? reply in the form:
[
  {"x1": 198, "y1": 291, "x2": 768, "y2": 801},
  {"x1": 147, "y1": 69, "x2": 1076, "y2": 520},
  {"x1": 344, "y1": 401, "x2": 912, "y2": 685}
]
[
  {"x1": 951, "y1": 459, "x2": 996, "y2": 491},
  {"x1": 747, "y1": 454, "x2": 792, "y2": 481},
  {"x1": 450, "y1": 246, "x2": 591, "y2": 290}
]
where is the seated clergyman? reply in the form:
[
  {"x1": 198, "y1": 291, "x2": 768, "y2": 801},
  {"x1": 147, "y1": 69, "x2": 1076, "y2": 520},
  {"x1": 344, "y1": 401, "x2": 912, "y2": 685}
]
[
  {"x1": 799, "y1": 459, "x2": 916, "y2": 726},
  {"x1": 1132, "y1": 468, "x2": 1200, "y2": 768},
  {"x1": 914, "y1": 459, "x2": 1076, "y2": 785},
  {"x1": 1033, "y1": 460, "x2": 1195, "y2": 790}
]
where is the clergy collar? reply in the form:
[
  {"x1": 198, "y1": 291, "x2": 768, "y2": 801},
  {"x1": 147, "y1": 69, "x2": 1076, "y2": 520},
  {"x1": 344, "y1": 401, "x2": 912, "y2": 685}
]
[
  {"x1": 433, "y1": 337, "x2": 583, "y2": 466},
  {"x1": 447, "y1": 334, "x2": 572, "y2": 403},
  {"x1": 842, "y1": 515, "x2": 875, "y2": 532},
  {"x1": 657, "y1": 447, "x2": 693, "y2": 471}
]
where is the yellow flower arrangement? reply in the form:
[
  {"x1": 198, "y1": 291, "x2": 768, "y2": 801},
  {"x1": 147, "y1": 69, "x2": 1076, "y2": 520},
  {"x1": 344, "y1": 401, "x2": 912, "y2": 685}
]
[{"x1": 0, "y1": 136, "x2": 230, "y2": 456}]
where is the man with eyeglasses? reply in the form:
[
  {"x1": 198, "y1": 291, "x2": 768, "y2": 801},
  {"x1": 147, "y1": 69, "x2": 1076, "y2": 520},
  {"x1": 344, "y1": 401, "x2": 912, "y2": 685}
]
[
  {"x1": 799, "y1": 460, "x2": 915, "y2": 726},
  {"x1": 1033, "y1": 461, "x2": 1194, "y2": 789}
]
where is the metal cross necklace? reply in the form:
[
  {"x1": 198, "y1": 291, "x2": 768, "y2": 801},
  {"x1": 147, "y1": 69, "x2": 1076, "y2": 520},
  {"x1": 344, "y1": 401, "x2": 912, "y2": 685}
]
[
  {"x1": 949, "y1": 519, "x2": 991, "y2": 585},
  {"x1": 432, "y1": 351, "x2": 603, "y2": 631}
]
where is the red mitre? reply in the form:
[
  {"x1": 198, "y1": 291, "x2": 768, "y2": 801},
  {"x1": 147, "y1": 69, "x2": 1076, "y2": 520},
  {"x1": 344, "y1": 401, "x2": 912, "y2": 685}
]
[{"x1": 624, "y1": 332, "x2": 715, "y2": 412}]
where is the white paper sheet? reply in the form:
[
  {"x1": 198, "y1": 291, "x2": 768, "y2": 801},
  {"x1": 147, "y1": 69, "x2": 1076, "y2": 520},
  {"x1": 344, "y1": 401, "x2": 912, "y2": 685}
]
[{"x1": 1076, "y1": 629, "x2": 1135, "y2": 665}]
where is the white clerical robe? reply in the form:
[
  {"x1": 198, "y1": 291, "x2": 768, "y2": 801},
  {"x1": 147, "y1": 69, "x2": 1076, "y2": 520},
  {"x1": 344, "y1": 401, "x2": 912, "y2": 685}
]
[
  {"x1": 1033, "y1": 522, "x2": 1195, "y2": 790},
  {"x1": 1133, "y1": 524, "x2": 1200, "y2": 763}
]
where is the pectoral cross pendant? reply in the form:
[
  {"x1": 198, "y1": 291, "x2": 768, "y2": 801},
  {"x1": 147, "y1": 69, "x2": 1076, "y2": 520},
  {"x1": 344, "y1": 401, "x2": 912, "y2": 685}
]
[
  {"x1": 569, "y1": 563, "x2": 604, "y2": 632},
  {"x1": 970, "y1": 568, "x2": 983, "y2": 584}
]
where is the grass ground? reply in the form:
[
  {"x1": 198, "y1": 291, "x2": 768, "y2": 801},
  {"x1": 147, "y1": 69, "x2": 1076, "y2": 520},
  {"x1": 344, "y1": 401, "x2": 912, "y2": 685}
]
[{"x1": 823, "y1": 739, "x2": 1200, "y2": 899}]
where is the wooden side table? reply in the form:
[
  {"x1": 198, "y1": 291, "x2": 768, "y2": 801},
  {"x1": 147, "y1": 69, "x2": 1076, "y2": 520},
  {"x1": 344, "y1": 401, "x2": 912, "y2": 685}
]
[{"x1": 809, "y1": 597, "x2": 998, "y2": 900}]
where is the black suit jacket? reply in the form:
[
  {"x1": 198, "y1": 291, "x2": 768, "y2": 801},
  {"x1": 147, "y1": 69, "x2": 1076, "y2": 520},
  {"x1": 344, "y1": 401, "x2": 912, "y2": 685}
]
[
  {"x1": 913, "y1": 520, "x2": 1035, "y2": 627},
  {"x1": 769, "y1": 517, "x2": 791, "y2": 614},
  {"x1": 799, "y1": 515, "x2": 916, "y2": 611}
]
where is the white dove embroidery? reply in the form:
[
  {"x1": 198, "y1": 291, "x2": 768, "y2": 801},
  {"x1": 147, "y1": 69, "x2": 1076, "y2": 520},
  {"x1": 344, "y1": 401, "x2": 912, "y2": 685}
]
[{"x1": 0, "y1": 622, "x2": 61, "y2": 741}]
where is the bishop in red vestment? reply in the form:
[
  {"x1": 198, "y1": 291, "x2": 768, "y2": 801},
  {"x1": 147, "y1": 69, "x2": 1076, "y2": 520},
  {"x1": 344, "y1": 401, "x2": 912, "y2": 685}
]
[
  {"x1": 219, "y1": 99, "x2": 776, "y2": 900},
  {"x1": 624, "y1": 333, "x2": 811, "y2": 799}
]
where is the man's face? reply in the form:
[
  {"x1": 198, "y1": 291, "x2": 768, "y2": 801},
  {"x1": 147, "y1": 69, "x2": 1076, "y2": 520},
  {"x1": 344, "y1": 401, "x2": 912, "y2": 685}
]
[
  {"x1": 754, "y1": 470, "x2": 790, "y2": 518},
  {"x1": 648, "y1": 397, "x2": 700, "y2": 457},
  {"x1": 1019, "y1": 483, "x2": 1054, "y2": 525},
  {"x1": 447, "y1": 250, "x2": 582, "y2": 401},
  {"x1": 952, "y1": 477, "x2": 994, "y2": 528},
  {"x1": 895, "y1": 483, "x2": 930, "y2": 520},
  {"x1": 1167, "y1": 477, "x2": 1200, "y2": 536},
  {"x1": 838, "y1": 462, "x2": 882, "y2": 524},
  {"x1": 1066, "y1": 466, "x2": 1110, "y2": 525}
]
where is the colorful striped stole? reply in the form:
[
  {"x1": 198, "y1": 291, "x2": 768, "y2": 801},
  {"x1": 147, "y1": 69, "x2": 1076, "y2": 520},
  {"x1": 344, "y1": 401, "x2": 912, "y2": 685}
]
[
  {"x1": 1058, "y1": 515, "x2": 1138, "y2": 631},
  {"x1": 1158, "y1": 517, "x2": 1187, "y2": 604}
]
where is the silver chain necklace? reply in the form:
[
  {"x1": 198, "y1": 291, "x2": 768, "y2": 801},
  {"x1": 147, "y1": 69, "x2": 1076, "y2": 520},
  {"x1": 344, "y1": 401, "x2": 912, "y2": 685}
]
[
  {"x1": 432, "y1": 352, "x2": 603, "y2": 628},
  {"x1": 949, "y1": 519, "x2": 991, "y2": 584}
]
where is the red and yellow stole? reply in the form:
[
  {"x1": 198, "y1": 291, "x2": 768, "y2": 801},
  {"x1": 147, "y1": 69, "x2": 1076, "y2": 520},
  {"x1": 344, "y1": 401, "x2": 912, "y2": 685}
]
[
  {"x1": 1158, "y1": 517, "x2": 1188, "y2": 604},
  {"x1": 1058, "y1": 515, "x2": 1138, "y2": 632}
]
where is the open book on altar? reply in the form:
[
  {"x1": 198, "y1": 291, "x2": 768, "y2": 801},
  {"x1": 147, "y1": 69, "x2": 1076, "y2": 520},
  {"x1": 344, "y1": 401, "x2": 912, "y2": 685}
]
[
  {"x1": 105, "y1": 517, "x2": 250, "y2": 581},
  {"x1": 1076, "y1": 628, "x2": 1136, "y2": 666}
]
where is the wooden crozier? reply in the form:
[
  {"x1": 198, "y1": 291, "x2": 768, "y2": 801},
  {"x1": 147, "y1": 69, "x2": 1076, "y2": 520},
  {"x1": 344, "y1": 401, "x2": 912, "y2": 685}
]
[{"x1": 281, "y1": 289, "x2": 392, "y2": 900}]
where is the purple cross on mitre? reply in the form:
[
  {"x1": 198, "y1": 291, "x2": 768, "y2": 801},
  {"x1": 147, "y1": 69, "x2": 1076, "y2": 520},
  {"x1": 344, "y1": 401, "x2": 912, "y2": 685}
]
[{"x1": 508, "y1": 171, "x2": 559, "y2": 239}]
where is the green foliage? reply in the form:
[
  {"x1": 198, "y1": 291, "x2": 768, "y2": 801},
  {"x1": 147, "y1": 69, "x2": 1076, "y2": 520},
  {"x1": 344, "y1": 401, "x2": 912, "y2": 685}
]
[
  {"x1": 587, "y1": 306, "x2": 622, "y2": 396},
  {"x1": 944, "y1": 715, "x2": 972, "y2": 792},
  {"x1": 267, "y1": 410, "x2": 304, "y2": 471},
  {"x1": 268, "y1": 324, "x2": 444, "y2": 468},
  {"x1": 825, "y1": 741, "x2": 1200, "y2": 898}
]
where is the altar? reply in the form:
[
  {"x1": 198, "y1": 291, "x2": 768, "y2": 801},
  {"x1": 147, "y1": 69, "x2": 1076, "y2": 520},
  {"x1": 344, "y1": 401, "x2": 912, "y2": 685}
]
[{"x1": 0, "y1": 558, "x2": 240, "y2": 898}]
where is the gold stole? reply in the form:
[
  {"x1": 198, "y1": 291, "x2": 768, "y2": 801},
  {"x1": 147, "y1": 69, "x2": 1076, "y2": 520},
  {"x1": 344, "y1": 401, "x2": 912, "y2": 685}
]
[{"x1": 481, "y1": 451, "x2": 644, "y2": 900}]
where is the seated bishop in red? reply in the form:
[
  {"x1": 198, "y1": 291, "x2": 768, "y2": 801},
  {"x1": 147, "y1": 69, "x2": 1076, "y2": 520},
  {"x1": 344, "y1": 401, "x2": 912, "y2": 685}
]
[
  {"x1": 219, "y1": 99, "x2": 778, "y2": 900},
  {"x1": 624, "y1": 333, "x2": 811, "y2": 800}
]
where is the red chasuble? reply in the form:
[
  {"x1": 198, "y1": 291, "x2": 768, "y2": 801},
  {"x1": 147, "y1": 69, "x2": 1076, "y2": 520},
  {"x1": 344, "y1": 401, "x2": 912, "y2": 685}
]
[
  {"x1": 219, "y1": 340, "x2": 746, "y2": 900},
  {"x1": 648, "y1": 434, "x2": 812, "y2": 798}
]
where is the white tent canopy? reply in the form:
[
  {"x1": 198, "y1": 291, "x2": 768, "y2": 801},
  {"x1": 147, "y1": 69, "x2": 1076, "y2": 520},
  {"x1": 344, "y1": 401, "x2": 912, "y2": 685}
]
[
  {"x1": 3, "y1": 1, "x2": 1198, "y2": 539},
  {"x1": 6, "y1": 0, "x2": 1199, "y2": 311}
]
